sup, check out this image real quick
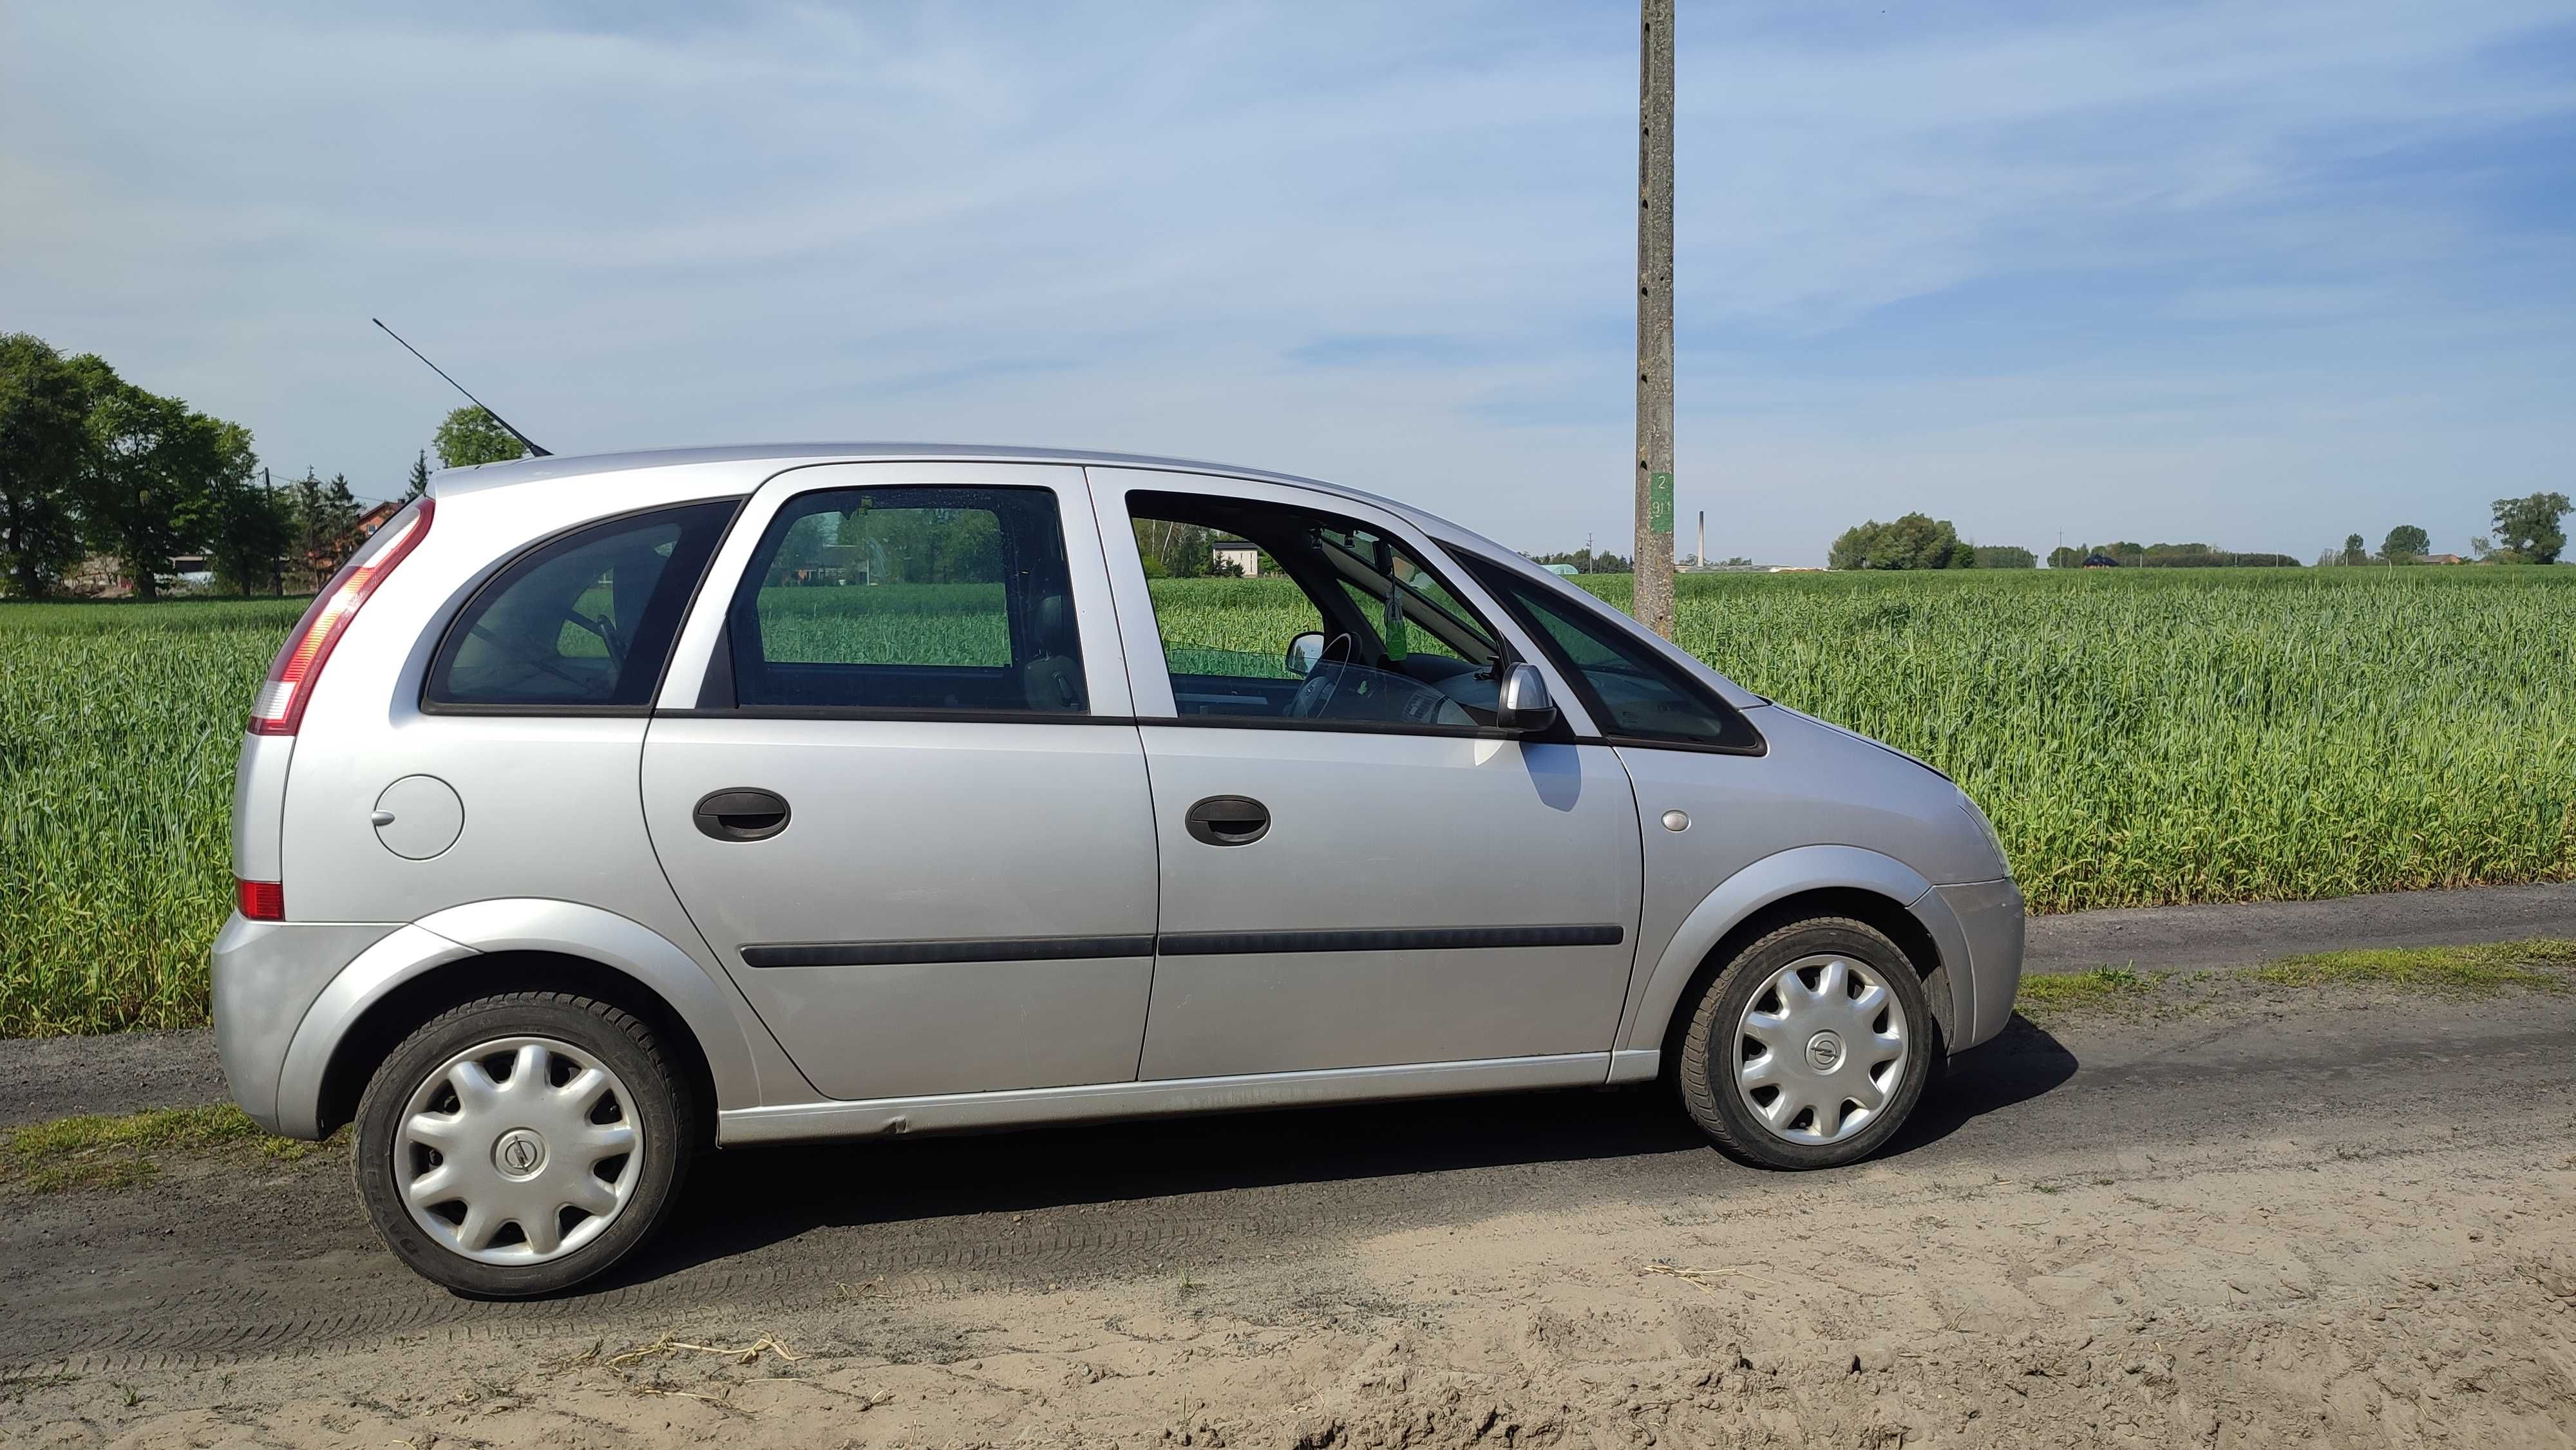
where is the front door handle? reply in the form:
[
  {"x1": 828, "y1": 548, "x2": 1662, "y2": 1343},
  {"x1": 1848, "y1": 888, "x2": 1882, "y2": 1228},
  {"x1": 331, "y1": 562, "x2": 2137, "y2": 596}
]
[
  {"x1": 1185, "y1": 795, "x2": 1270, "y2": 847},
  {"x1": 693, "y1": 788, "x2": 791, "y2": 842}
]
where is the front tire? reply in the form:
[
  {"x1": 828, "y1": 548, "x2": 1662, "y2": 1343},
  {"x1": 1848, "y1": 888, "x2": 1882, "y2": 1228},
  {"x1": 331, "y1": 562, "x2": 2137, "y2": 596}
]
[
  {"x1": 353, "y1": 992, "x2": 697, "y2": 1297},
  {"x1": 1675, "y1": 917, "x2": 1934, "y2": 1169}
]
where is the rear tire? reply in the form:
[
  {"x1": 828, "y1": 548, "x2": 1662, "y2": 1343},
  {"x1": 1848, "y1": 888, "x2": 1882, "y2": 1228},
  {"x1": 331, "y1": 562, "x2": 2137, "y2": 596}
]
[
  {"x1": 353, "y1": 992, "x2": 697, "y2": 1297},
  {"x1": 1675, "y1": 917, "x2": 1933, "y2": 1170}
]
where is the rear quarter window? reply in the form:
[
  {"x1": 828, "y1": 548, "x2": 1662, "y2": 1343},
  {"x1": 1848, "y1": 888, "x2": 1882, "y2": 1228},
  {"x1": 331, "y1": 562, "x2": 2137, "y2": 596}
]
[{"x1": 425, "y1": 500, "x2": 737, "y2": 710}]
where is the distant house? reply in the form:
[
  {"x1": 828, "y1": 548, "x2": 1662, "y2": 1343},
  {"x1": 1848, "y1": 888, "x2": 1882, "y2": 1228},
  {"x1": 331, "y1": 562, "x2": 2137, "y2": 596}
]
[
  {"x1": 2420, "y1": 553, "x2": 2465, "y2": 565},
  {"x1": 2081, "y1": 552, "x2": 2122, "y2": 569},
  {"x1": 1211, "y1": 538, "x2": 1262, "y2": 577},
  {"x1": 355, "y1": 500, "x2": 405, "y2": 538},
  {"x1": 1543, "y1": 563, "x2": 1581, "y2": 577}
]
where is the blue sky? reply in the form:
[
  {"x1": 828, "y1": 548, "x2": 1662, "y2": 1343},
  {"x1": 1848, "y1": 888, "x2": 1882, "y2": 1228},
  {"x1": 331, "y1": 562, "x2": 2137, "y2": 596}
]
[{"x1": 5, "y1": 2, "x2": 2569, "y2": 564}]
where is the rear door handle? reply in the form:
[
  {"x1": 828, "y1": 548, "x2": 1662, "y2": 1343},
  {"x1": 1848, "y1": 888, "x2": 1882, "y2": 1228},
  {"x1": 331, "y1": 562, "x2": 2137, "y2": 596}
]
[
  {"x1": 693, "y1": 788, "x2": 791, "y2": 842},
  {"x1": 1184, "y1": 795, "x2": 1270, "y2": 847}
]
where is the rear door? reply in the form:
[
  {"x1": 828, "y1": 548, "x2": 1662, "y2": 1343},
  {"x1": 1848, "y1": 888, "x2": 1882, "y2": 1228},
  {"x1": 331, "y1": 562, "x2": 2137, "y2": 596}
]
[
  {"x1": 1099, "y1": 469, "x2": 1645, "y2": 1080},
  {"x1": 642, "y1": 462, "x2": 1157, "y2": 1102}
]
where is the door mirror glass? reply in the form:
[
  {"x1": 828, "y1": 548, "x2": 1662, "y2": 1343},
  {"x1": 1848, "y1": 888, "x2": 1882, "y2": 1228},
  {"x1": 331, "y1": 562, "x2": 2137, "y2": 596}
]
[
  {"x1": 1495, "y1": 661, "x2": 1557, "y2": 732},
  {"x1": 1283, "y1": 631, "x2": 1325, "y2": 677}
]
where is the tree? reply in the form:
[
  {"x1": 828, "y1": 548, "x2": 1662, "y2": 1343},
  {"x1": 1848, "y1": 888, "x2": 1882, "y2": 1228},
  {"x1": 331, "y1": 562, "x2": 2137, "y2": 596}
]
[
  {"x1": 318, "y1": 473, "x2": 365, "y2": 578},
  {"x1": 2124, "y1": 542, "x2": 2301, "y2": 568},
  {"x1": 2378, "y1": 525, "x2": 2430, "y2": 564},
  {"x1": 285, "y1": 469, "x2": 364, "y2": 588},
  {"x1": 2047, "y1": 545, "x2": 2084, "y2": 570},
  {"x1": 1133, "y1": 518, "x2": 1222, "y2": 579},
  {"x1": 1530, "y1": 547, "x2": 1631, "y2": 574},
  {"x1": 2490, "y1": 493, "x2": 2572, "y2": 565},
  {"x1": 1971, "y1": 545, "x2": 2036, "y2": 569},
  {"x1": 403, "y1": 449, "x2": 431, "y2": 500},
  {"x1": 284, "y1": 469, "x2": 327, "y2": 585},
  {"x1": 198, "y1": 428, "x2": 293, "y2": 595},
  {"x1": 66, "y1": 357, "x2": 230, "y2": 599},
  {"x1": 433, "y1": 407, "x2": 526, "y2": 469},
  {"x1": 1828, "y1": 513, "x2": 1973, "y2": 570},
  {"x1": 2342, "y1": 533, "x2": 2367, "y2": 567},
  {"x1": 0, "y1": 333, "x2": 91, "y2": 598}
]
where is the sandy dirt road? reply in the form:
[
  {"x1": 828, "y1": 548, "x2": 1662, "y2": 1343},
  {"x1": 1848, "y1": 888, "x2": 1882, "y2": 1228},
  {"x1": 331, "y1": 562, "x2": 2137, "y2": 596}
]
[{"x1": 5, "y1": 964, "x2": 2575, "y2": 1447}]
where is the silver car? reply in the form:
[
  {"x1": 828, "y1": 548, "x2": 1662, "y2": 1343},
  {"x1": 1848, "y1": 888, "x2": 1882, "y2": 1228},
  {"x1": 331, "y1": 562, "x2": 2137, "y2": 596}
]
[{"x1": 215, "y1": 444, "x2": 2022, "y2": 1295}]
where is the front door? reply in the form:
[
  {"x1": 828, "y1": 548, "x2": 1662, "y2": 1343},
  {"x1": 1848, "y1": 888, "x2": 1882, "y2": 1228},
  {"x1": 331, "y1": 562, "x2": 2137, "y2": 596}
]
[
  {"x1": 1098, "y1": 471, "x2": 1645, "y2": 1080},
  {"x1": 643, "y1": 462, "x2": 1157, "y2": 1102}
]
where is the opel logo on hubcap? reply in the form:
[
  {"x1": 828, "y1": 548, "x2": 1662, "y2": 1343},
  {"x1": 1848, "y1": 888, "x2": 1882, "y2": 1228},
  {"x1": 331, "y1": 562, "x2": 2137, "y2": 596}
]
[
  {"x1": 1806, "y1": 1031, "x2": 1844, "y2": 1071},
  {"x1": 493, "y1": 1129, "x2": 547, "y2": 1178}
]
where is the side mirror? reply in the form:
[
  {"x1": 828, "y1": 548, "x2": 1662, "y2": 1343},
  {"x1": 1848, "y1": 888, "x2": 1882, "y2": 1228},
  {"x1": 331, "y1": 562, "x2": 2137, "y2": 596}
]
[
  {"x1": 1284, "y1": 631, "x2": 1325, "y2": 677},
  {"x1": 1495, "y1": 661, "x2": 1558, "y2": 733}
]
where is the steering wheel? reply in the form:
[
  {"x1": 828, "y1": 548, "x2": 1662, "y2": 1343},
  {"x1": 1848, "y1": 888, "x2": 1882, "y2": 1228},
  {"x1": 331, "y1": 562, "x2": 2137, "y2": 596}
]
[
  {"x1": 559, "y1": 608, "x2": 625, "y2": 668},
  {"x1": 1285, "y1": 633, "x2": 1356, "y2": 719}
]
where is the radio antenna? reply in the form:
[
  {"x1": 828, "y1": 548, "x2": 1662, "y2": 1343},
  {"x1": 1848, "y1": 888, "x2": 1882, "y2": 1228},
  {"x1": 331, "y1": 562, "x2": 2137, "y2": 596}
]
[{"x1": 372, "y1": 318, "x2": 552, "y2": 458}]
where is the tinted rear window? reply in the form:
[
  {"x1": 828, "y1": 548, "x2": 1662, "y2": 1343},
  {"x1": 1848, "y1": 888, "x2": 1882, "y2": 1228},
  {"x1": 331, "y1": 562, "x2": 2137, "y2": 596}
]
[{"x1": 426, "y1": 500, "x2": 736, "y2": 710}]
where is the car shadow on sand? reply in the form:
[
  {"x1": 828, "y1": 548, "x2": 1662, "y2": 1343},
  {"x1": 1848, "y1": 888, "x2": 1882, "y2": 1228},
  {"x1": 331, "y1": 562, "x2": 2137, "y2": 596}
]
[{"x1": 592, "y1": 1015, "x2": 2078, "y2": 1294}]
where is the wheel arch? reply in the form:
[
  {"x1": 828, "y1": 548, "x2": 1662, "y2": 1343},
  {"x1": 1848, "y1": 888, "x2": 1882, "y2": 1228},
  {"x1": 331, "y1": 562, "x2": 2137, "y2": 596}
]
[
  {"x1": 1617, "y1": 846, "x2": 1969, "y2": 1072},
  {"x1": 277, "y1": 900, "x2": 770, "y2": 1138},
  {"x1": 316, "y1": 950, "x2": 723, "y2": 1140}
]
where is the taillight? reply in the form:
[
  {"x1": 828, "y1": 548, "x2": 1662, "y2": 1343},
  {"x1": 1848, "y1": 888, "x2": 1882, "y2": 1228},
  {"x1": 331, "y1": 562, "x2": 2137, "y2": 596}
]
[
  {"x1": 250, "y1": 498, "x2": 433, "y2": 736},
  {"x1": 237, "y1": 878, "x2": 285, "y2": 921}
]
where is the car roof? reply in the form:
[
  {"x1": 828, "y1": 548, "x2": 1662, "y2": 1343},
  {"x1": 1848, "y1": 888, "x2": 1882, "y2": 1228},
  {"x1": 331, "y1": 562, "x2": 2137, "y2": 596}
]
[{"x1": 429, "y1": 442, "x2": 1422, "y2": 520}]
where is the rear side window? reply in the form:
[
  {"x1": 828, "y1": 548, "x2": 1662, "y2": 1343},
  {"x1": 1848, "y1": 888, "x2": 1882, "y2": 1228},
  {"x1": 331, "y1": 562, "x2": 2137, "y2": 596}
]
[
  {"x1": 426, "y1": 500, "x2": 737, "y2": 710},
  {"x1": 1461, "y1": 557, "x2": 1763, "y2": 752},
  {"x1": 724, "y1": 485, "x2": 1086, "y2": 713}
]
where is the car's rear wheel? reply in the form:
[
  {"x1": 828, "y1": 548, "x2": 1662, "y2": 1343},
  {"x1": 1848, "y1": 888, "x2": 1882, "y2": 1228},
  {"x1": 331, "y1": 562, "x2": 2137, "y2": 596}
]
[
  {"x1": 353, "y1": 992, "x2": 696, "y2": 1296},
  {"x1": 1675, "y1": 917, "x2": 1934, "y2": 1169}
]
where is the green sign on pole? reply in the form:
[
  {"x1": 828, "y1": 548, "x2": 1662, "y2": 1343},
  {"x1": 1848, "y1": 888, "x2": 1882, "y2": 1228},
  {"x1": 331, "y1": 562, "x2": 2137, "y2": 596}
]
[{"x1": 1648, "y1": 471, "x2": 1674, "y2": 534}]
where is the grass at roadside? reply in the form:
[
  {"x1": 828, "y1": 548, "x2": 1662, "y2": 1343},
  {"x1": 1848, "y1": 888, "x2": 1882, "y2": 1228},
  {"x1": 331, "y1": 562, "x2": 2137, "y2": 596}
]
[
  {"x1": 1, "y1": 1103, "x2": 332, "y2": 1195},
  {"x1": 2019, "y1": 937, "x2": 2576, "y2": 1021},
  {"x1": 2016, "y1": 966, "x2": 2164, "y2": 1015},
  {"x1": 2249, "y1": 938, "x2": 2576, "y2": 991}
]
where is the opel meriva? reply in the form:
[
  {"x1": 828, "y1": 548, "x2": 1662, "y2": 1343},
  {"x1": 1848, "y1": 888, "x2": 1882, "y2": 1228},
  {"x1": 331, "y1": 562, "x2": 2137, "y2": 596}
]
[{"x1": 214, "y1": 444, "x2": 2023, "y2": 1295}]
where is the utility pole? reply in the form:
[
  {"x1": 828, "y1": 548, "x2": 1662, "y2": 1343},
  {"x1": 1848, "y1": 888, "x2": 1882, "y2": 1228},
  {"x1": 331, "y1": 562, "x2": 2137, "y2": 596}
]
[
  {"x1": 265, "y1": 467, "x2": 282, "y2": 596},
  {"x1": 1633, "y1": 0, "x2": 1677, "y2": 637}
]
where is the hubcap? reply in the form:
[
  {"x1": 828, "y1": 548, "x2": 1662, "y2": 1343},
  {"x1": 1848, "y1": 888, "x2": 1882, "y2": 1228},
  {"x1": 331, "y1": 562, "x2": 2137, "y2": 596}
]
[
  {"x1": 395, "y1": 1037, "x2": 644, "y2": 1266},
  {"x1": 1733, "y1": 955, "x2": 1908, "y2": 1147},
  {"x1": 492, "y1": 1129, "x2": 547, "y2": 1179}
]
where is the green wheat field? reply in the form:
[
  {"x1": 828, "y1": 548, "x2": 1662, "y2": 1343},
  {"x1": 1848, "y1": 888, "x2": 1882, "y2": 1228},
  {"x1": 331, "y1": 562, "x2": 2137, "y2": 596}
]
[{"x1": 4, "y1": 567, "x2": 2572, "y2": 1034}]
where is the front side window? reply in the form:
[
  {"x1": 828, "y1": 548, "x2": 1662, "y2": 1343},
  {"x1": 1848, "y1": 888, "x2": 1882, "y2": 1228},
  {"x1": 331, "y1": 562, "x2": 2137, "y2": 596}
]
[
  {"x1": 725, "y1": 485, "x2": 1086, "y2": 713},
  {"x1": 427, "y1": 500, "x2": 736, "y2": 710},
  {"x1": 1461, "y1": 556, "x2": 1761, "y2": 751},
  {"x1": 1128, "y1": 491, "x2": 1507, "y2": 730}
]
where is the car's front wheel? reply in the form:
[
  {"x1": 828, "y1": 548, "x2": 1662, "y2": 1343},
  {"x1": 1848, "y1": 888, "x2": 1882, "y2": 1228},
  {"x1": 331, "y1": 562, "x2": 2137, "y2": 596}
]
[
  {"x1": 353, "y1": 992, "x2": 696, "y2": 1296},
  {"x1": 1674, "y1": 917, "x2": 1935, "y2": 1169}
]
